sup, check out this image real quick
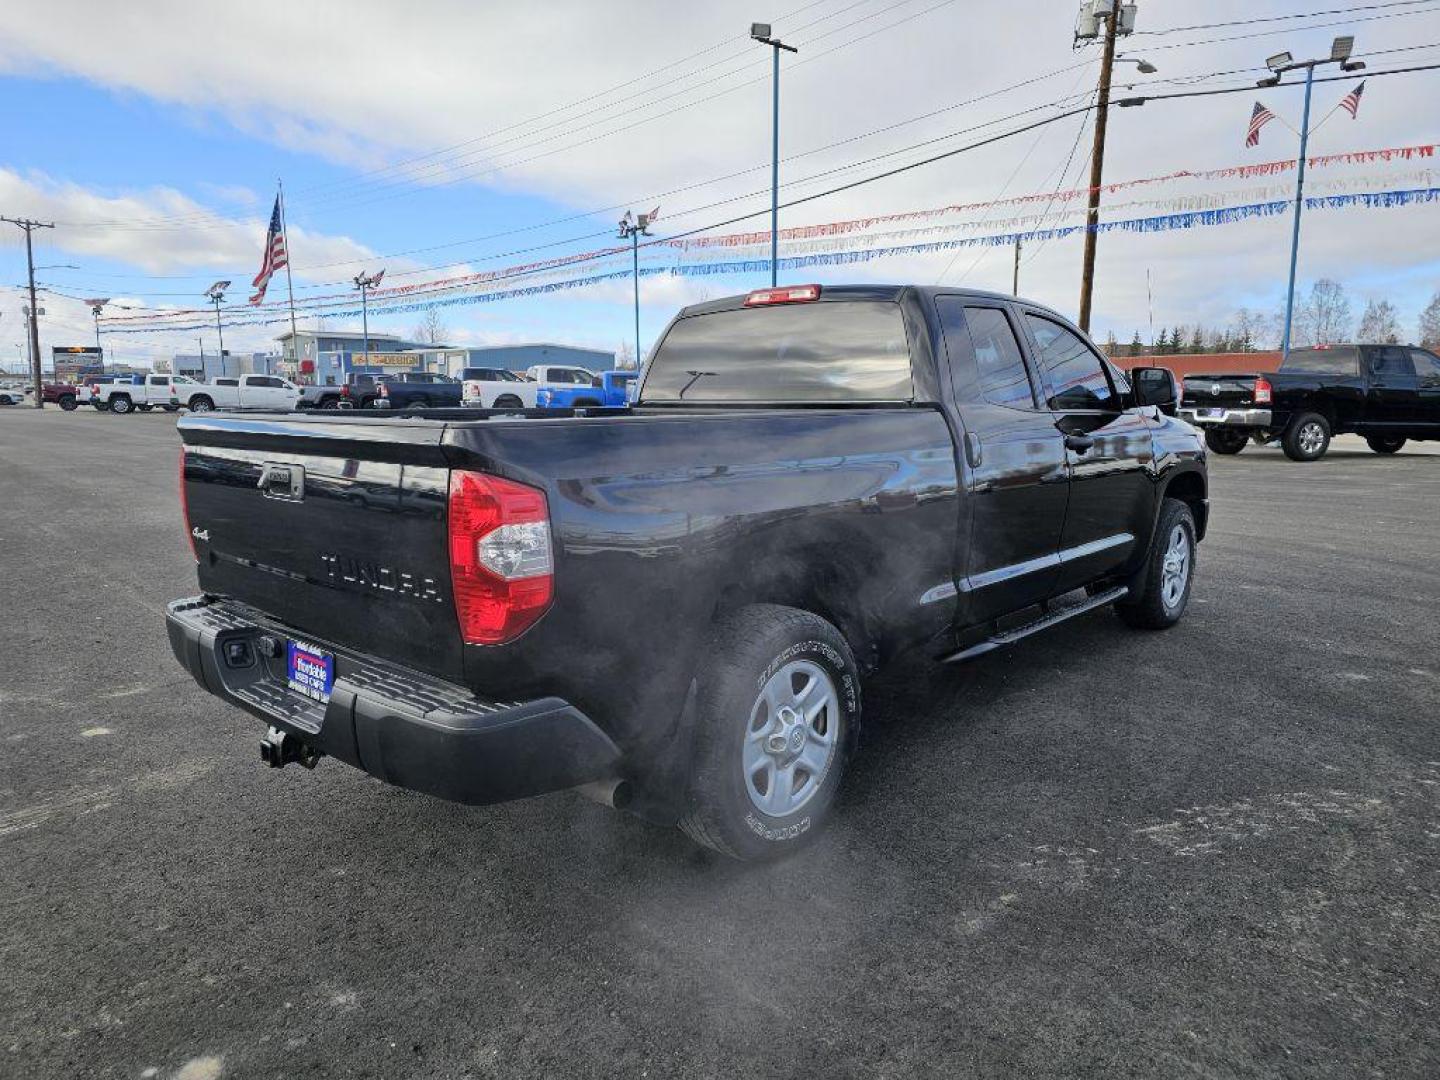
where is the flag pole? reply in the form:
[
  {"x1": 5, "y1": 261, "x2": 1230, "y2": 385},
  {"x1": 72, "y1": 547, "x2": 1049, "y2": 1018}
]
[{"x1": 277, "y1": 179, "x2": 300, "y2": 372}]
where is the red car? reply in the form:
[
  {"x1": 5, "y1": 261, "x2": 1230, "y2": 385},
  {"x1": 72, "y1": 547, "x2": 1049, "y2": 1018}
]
[{"x1": 41, "y1": 382, "x2": 81, "y2": 411}]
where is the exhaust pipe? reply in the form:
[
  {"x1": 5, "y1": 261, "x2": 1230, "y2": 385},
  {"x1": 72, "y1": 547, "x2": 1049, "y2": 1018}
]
[{"x1": 577, "y1": 778, "x2": 633, "y2": 810}]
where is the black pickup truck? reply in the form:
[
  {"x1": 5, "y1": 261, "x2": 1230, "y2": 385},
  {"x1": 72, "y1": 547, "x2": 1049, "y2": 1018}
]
[
  {"x1": 167, "y1": 284, "x2": 1207, "y2": 860},
  {"x1": 1179, "y1": 344, "x2": 1440, "y2": 461}
]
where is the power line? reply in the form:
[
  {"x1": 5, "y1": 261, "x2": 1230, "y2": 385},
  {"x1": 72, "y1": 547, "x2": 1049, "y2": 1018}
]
[
  {"x1": 1134, "y1": 0, "x2": 1438, "y2": 36},
  {"x1": 1141, "y1": 2, "x2": 1440, "y2": 52}
]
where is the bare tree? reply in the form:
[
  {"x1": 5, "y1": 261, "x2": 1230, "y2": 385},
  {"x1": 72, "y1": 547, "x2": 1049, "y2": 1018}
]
[
  {"x1": 1230, "y1": 307, "x2": 1278, "y2": 351},
  {"x1": 1292, "y1": 279, "x2": 1352, "y2": 346},
  {"x1": 412, "y1": 308, "x2": 448, "y2": 346},
  {"x1": 1357, "y1": 299, "x2": 1402, "y2": 344},
  {"x1": 615, "y1": 340, "x2": 635, "y2": 370},
  {"x1": 1419, "y1": 291, "x2": 1440, "y2": 349}
]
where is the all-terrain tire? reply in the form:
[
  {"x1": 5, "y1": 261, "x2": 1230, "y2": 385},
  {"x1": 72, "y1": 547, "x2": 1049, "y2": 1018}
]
[
  {"x1": 1282, "y1": 411, "x2": 1330, "y2": 461},
  {"x1": 1116, "y1": 498, "x2": 1196, "y2": 631},
  {"x1": 188, "y1": 395, "x2": 214, "y2": 413},
  {"x1": 678, "y1": 605, "x2": 860, "y2": 861}
]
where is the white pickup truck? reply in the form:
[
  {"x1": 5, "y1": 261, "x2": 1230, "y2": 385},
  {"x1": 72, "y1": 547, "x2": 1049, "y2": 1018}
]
[
  {"x1": 94, "y1": 374, "x2": 190, "y2": 413},
  {"x1": 97, "y1": 373, "x2": 299, "y2": 414},
  {"x1": 183, "y1": 375, "x2": 300, "y2": 413}
]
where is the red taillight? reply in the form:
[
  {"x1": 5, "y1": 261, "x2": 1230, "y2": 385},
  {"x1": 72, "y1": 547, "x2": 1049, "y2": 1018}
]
[
  {"x1": 378, "y1": 382, "x2": 390, "y2": 398},
  {"x1": 744, "y1": 284, "x2": 821, "y2": 306},
  {"x1": 180, "y1": 448, "x2": 197, "y2": 562},
  {"x1": 448, "y1": 471, "x2": 553, "y2": 645},
  {"x1": 340, "y1": 384, "x2": 351, "y2": 397},
  {"x1": 1253, "y1": 375, "x2": 1273, "y2": 404}
]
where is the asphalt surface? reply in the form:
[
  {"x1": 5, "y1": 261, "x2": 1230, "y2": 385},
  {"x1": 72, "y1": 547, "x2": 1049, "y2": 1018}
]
[{"x1": 2, "y1": 407, "x2": 1438, "y2": 1080}]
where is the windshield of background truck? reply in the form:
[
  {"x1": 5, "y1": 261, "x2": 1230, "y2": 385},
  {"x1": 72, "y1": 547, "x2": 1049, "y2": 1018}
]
[{"x1": 641, "y1": 301, "x2": 913, "y2": 403}]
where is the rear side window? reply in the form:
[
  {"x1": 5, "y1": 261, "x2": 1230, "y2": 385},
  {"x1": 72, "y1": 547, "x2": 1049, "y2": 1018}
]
[
  {"x1": 937, "y1": 300, "x2": 1036, "y2": 409},
  {"x1": 216, "y1": 378, "x2": 239, "y2": 387},
  {"x1": 1282, "y1": 347, "x2": 1359, "y2": 375},
  {"x1": 642, "y1": 301, "x2": 913, "y2": 403},
  {"x1": 1025, "y1": 314, "x2": 1116, "y2": 411},
  {"x1": 1368, "y1": 347, "x2": 1415, "y2": 377},
  {"x1": 1410, "y1": 349, "x2": 1440, "y2": 387}
]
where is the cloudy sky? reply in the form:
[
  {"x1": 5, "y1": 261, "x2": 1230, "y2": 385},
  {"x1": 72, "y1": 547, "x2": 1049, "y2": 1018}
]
[{"x1": 2, "y1": 0, "x2": 1439, "y2": 372}]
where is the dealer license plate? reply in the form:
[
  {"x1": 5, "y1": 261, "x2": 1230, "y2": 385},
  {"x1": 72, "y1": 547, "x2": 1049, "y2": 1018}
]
[{"x1": 286, "y1": 640, "x2": 335, "y2": 703}]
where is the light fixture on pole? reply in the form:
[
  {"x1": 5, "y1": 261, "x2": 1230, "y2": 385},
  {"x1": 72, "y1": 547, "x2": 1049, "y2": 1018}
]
[
  {"x1": 85, "y1": 298, "x2": 110, "y2": 374},
  {"x1": 618, "y1": 209, "x2": 658, "y2": 370},
  {"x1": 1115, "y1": 54, "x2": 1157, "y2": 74},
  {"x1": 204, "y1": 281, "x2": 230, "y2": 377},
  {"x1": 1256, "y1": 38, "x2": 1367, "y2": 359},
  {"x1": 353, "y1": 270, "x2": 385, "y2": 370},
  {"x1": 751, "y1": 22, "x2": 798, "y2": 288}
]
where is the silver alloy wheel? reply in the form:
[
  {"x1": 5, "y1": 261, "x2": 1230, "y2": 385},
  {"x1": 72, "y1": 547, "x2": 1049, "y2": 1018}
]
[
  {"x1": 1160, "y1": 523, "x2": 1191, "y2": 611},
  {"x1": 1298, "y1": 421, "x2": 1325, "y2": 456},
  {"x1": 742, "y1": 659, "x2": 839, "y2": 816},
  {"x1": 190, "y1": 398, "x2": 212, "y2": 413}
]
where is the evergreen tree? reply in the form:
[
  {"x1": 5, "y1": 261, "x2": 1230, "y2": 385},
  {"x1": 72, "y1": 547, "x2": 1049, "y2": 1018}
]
[
  {"x1": 1188, "y1": 326, "x2": 1205, "y2": 354},
  {"x1": 1155, "y1": 328, "x2": 1169, "y2": 354},
  {"x1": 1169, "y1": 326, "x2": 1184, "y2": 355},
  {"x1": 1129, "y1": 330, "x2": 1144, "y2": 357}
]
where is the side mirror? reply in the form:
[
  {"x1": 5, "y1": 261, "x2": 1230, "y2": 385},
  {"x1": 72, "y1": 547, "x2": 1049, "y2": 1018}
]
[{"x1": 1129, "y1": 366, "x2": 1179, "y2": 416}]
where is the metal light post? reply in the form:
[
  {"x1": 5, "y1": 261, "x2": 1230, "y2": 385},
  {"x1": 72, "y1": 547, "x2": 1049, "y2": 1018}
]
[
  {"x1": 1258, "y1": 38, "x2": 1366, "y2": 359},
  {"x1": 353, "y1": 269, "x2": 385, "y2": 369},
  {"x1": 618, "y1": 210, "x2": 658, "y2": 370},
  {"x1": 751, "y1": 23, "x2": 797, "y2": 288},
  {"x1": 204, "y1": 281, "x2": 230, "y2": 377},
  {"x1": 85, "y1": 298, "x2": 109, "y2": 373}
]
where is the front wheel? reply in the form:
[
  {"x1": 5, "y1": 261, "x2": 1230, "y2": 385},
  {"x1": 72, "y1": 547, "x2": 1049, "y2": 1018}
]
[
  {"x1": 58, "y1": 394, "x2": 78, "y2": 411},
  {"x1": 1204, "y1": 428, "x2": 1249, "y2": 455},
  {"x1": 679, "y1": 605, "x2": 860, "y2": 861},
  {"x1": 1365, "y1": 435, "x2": 1406, "y2": 454},
  {"x1": 1282, "y1": 412, "x2": 1331, "y2": 462},
  {"x1": 1117, "y1": 498, "x2": 1196, "y2": 631}
]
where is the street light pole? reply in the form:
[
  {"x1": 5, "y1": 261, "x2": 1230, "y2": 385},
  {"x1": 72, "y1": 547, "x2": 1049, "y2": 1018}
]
[
  {"x1": 752, "y1": 23, "x2": 798, "y2": 288},
  {"x1": 618, "y1": 210, "x2": 657, "y2": 370},
  {"x1": 204, "y1": 281, "x2": 230, "y2": 377},
  {"x1": 86, "y1": 299, "x2": 109, "y2": 374},
  {"x1": 353, "y1": 270, "x2": 385, "y2": 368},
  {"x1": 1258, "y1": 38, "x2": 1365, "y2": 358}
]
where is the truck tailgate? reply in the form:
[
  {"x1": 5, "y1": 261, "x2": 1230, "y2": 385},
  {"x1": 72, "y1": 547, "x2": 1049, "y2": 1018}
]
[
  {"x1": 1180, "y1": 372, "x2": 1264, "y2": 408},
  {"x1": 179, "y1": 414, "x2": 463, "y2": 681}
]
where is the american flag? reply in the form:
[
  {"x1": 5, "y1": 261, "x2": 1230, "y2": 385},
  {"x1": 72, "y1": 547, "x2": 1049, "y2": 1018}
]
[
  {"x1": 1340, "y1": 81, "x2": 1366, "y2": 119},
  {"x1": 249, "y1": 196, "x2": 288, "y2": 305},
  {"x1": 1246, "y1": 101, "x2": 1276, "y2": 148}
]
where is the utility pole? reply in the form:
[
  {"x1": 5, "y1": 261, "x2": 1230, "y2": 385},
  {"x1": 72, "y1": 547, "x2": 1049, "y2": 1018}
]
[
  {"x1": 353, "y1": 269, "x2": 385, "y2": 369},
  {"x1": 1077, "y1": 4, "x2": 1119, "y2": 333},
  {"x1": 86, "y1": 299, "x2": 109, "y2": 374},
  {"x1": 2, "y1": 216, "x2": 56, "y2": 408},
  {"x1": 1012, "y1": 237, "x2": 1022, "y2": 295}
]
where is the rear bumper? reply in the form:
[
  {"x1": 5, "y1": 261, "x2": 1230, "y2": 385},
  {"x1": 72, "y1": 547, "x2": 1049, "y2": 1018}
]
[
  {"x1": 165, "y1": 595, "x2": 621, "y2": 805},
  {"x1": 1179, "y1": 406, "x2": 1272, "y2": 428}
]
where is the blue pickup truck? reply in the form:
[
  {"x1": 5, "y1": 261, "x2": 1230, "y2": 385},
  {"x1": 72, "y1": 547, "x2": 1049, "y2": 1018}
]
[{"x1": 538, "y1": 370, "x2": 635, "y2": 409}]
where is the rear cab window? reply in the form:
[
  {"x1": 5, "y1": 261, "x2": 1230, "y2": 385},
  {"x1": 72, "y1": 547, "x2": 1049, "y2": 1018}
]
[
  {"x1": 936, "y1": 299, "x2": 1037, "y2": 410},
  {"x1": 640, "y1": 300, "x2": 913, "y2": 403},
  {"x1": 1281, "y1": 347, "x2": 1360, "y2": 375}
]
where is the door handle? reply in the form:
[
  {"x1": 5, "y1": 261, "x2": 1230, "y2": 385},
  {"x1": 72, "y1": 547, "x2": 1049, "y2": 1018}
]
[{"x1": 1064, "y1": 433, "x2": 1095, "y2": 454}]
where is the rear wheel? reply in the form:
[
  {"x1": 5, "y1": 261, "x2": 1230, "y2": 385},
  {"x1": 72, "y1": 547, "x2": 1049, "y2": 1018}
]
[
  {"x1": 494, "y1": 394, "x2": 523, "y2": 408},
  {"x1": 1365, "y1": 434, "x2": 1406, "y2": 454},
  {"x1": 1204, "y1": 428, "x2": 1249, "y2": 455},
  {"x1": 1117, "y1": 498, "x2": 1196, "y2": 631},
  {"x1": 136, "y1": 404, "x2": 153, "y2": 412},
  {"x1": 188, "y1": 395, "x2": 214, "y2": 413},
  {"x1": 409, "y1": 395, "x2": 431, "y2": 408},
  {"x1": 109, "y1": 395, "x2": 132, "y2": 415},
  {"x1": 679, "y1": 604, "x2": 859, "y2": 861},
  {"x1": 1282, "y1": 412, "x2": 1331, "y2": 462},
  {"x1": 320, "y1": 397, "x2": 340, "y2": 410}
]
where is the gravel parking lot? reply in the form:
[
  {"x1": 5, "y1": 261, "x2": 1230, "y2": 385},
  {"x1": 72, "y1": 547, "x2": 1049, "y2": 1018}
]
[{"x1": 2, "y1": 409, "x2": 1437, "y2": 1080}]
